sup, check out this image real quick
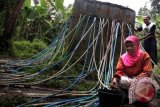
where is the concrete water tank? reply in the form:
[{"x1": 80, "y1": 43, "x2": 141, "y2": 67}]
[{"x1": 68, "y1": 0, "x2": 136, "y2": 63}]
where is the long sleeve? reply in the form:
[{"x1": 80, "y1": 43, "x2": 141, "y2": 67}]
[
  {"x1": 149, "y1": 25, "x2": 156, "y2": 36},
  {"x1": 115, "y1": 58, "x2": 125, "y2": 78},
  {"x1": 138, "y1": 53, "x2": 152, "y2": 77},
  {"x1": 136, "y1": 26, "x2": 143, "y2": 32}
]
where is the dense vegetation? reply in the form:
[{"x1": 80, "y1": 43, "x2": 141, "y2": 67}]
[{"x1": 0, "y1": 0, "x2": 72, "y2": 55}]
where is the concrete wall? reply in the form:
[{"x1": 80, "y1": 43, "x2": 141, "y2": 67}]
[
  {"x1": 72, "y1": 0, "x2": 135, "y2": 26},
  {"x1": 68, "y1": 0, "x2": 136, "y2": 63}
]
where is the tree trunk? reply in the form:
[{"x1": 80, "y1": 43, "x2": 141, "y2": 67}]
[{"x1": 0, "y1": 0, "x2": 25, "y2": 52}]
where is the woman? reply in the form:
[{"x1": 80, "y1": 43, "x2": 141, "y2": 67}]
[
  {"x1": 111, "y1": 35, "x2": 155, "y2": 107},
  {"x1": 112, "y1": 35, "x2": 152, "y2": 86}
]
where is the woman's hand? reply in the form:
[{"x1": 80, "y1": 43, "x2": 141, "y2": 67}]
[
  {"x1": 111, "y1": 78, "x2": 118, "y2": 85},
  {"x1": 110, "y1": 77, "x2": 119, "y2": 89}
]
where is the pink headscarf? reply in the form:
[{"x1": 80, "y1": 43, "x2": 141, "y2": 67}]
[{"x1": 121, "y1": 35, "x2": 141, "y2": 67}]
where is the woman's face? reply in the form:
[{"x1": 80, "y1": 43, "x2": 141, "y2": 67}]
[{"x1": 125, "y1": 41, "x2": 136, "y2": 56}]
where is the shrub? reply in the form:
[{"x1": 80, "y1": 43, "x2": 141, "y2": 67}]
[{"x1": 12, "y1": 39, "x2": 47, "y2": 58}]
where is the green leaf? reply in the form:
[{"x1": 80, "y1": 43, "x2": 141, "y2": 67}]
[
  {"x1": 24, "y1": 0, "x2": 31, "y2": 8},
  {"x1": 45, "y1": 20, "x2": 53, "y2": 28},
  {"x1": 47, "y1": 0, "x2": 55, "y2": 8},
  {"x1": 55, "y1": 0, "x2": 64, "y2": 13},
  {"x1": 136, "y1": 16, "x2": 143, "y2": 24},
  {"x1": 40, "y1": 0, "x2": 47, "y2": 8}
]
